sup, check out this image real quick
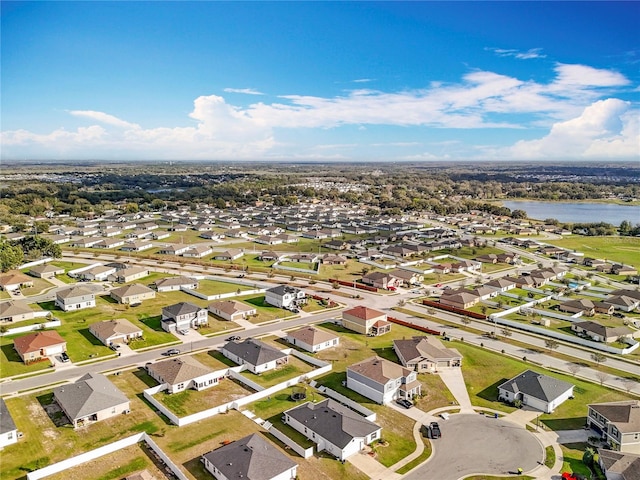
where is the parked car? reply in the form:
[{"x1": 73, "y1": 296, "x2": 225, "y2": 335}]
[
  {"x1": 130, "y1": 302, "x2": 141, "y2": 307},
  {"x1": 226, "y1": 335, "x2": 241, "y2": 341},
  {"x1": 164, "y1": 348, "x2": 180, "y2": 356},
  {"x1": 60, "y1": 352, "x2": 70, "y2": 363},
  {"x1": 395, "y1": 398, "x2": 413, "y2": 409},
  {"x1": 109, "y1": 343, "x2": 121, "y2": 350},
  {"x1": 429, "y1": 422, "x2": 441, "y2": 438},
  {"x1": 178, "y1": 329, "x2": 189, "y2": 335}
]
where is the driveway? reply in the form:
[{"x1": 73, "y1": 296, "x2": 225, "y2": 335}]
[{"x1": 403, "y1": 413, "x2": 543, "y2": 480}]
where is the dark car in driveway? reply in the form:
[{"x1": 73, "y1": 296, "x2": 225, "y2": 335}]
[
  {"x1": 396, "y1": 398, "x2": 413, "y2": 409},
  {"x1": 429, "y1": 422, "x2": 441, "y2": 438},
  {"x1": 60, "y1": 352, "x2": 70, "y2": 363}
]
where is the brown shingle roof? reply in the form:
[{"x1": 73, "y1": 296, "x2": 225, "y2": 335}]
[{"x1": 14, "y1": 331, "x2": 66, "y2": 355}]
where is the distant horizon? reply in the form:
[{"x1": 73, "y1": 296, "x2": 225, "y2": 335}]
[{"x1": 2, "y1": 2, "x2": 638, "y2": 162}]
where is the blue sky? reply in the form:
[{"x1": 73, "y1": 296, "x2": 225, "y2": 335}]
[{"x1": 2, "y1": 1, "x2": 639, "y2": 161}]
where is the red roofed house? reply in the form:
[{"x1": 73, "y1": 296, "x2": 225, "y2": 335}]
[
  {"x1": 14, "y1": 331, "x2": 67, "y2": 364},
  {"x1": 342, "y1": 306, "x2": 391, "y2": 336}
]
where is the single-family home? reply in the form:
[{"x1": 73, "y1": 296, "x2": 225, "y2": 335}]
[
  {"x1": 183, "y1": 245, "x2": 213, "y2": 258},
  {"x1": 283, "y1": 399, "x2": 381, "y2": 461},
  {"x1": 213, "y1": 249, "x2": 244, "y2": 261},
  {"x1": 0, "y1": 398, "x2": 18, "y2": 449},
  {"x1": 55, "y1": 286, "x2": 96, "y2": 312},
  {"x1": 321, "y1": 254, "x2": 348, "y2": 265},
  {"x1": 158, "y1": 244, "x2": 191, "y2": 256},
  {"x1": 201, "y1": 433, "x2": 298, "y2": 480},
  {"x1": 78, "y1": 264, "x2": 117, "y2": 281},
  {"x1": 146, "y1": 356, "x2": 221, "y2": 394},
  {"x1": 341, "y1": 306, "x2": 391, "y2": 336},
  {"x1": 258, "y1": 251, "x2": 282, "y2": 262},
  {"x1": 208, "y1": 300, "x2": 256, "y2": 322},
  {"x1": 14, "y1": 331, "x2": 67, "y2": 364},
  {"x1": 439, "y1": 290, "x2": 480, "y2": 310},
  {"x1": 89, "y1": 318, "x2": 143, "y2": 346},
  {"x1": 28, "y1": 264, "x2": 65, "y2": 279},
  {"x1": 288, "y1": 253, "x2": 320, "y2": 264},
  {"x1": 114, "y1": 266, "x2": 149, "y2": 283},
  {"x1": 120, "y1": 240, "x2": 153, "y2": 252},
  {"x1": 0, "y1": 271, "x2": 34, "y2": 291},
  {"x1": 110, "y1": 283, "x2": 156, "y2": 305},
  {"x1": 161, "y1": 302, "x2": 208, "y2": 332},
  {"x1": 265, "y1": 285, "x2": 306, "y2": 309},
  {"x1": 221, "y1": 338, "x2": 288, "y2": 374},
  {"x1": 559, "y1": 298, "x2": 597, "y2": 316},
  {"x1": 347, "y1": 356, "x2": 421, "y2": 404},
  {"x1": 389, "y1": 269, "x2": 423, "y2": 287},
  {"x1": 53, "y1": 373, "x2": 130, "y2": 428},
  {"x1": 154, "y1": 276, "x2": 199, "y2": 292},
  {"x1": 597, "y1": 450, "x2": 640, "y2": 480},
  {"x1": 571, "y1": 321, "x2": 635, "y2": 343},
  {"x1": 393, "y1": 336, "x2": 462, "y2": 372},
  {"x1": 0, "y1": 300, "x2": 39, "y2": 323},
  {"x1": 498, "y1": 370, "x2": 574, "y2": 413},
  {"x1": 286, "y1": 326, "x2": 339, "y2": 353},
  {"x1": 361, "y1": 271, "x2": 401, "y2": 290},
  {"x1": 485, "y1": 277, "x2": 517, "y2": 293},
  {"x1": 588, "y1": 401, "x2": 640, "y2": 454}
]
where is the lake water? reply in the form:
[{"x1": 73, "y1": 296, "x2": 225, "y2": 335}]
[{"x1": 502, "y1": 200, "x2": 640, "y2": 225}]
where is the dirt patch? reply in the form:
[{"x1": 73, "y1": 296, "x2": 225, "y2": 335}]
[{"x1": 41, "y1": 399, "x2": 71, "y2": 427}]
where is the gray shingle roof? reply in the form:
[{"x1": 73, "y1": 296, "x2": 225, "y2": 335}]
[
  {"x1": 162, "y1": 302, "x2": 203, "y2": 317},
  {"x1": 285, "y1": 399, "x2": 380, "y2": 448},
  {"x1": 53, "y1": 373, "x2": 129, "y2": 421},
  {"x1": 222, "y1": 338, "x2": 287, "y2": 367},
  {"x1": 498, "y1": 370, "x2": 574, "y2": 403},
  {"x1": 202, "y1": 433, "x2": 296, "y2": 480},
  {"x1": 0, "y1": 398, "x2": 17, "y2": 435},
  {"x1": 147, "y1": 356, "x2": 212, "y2": 385}
]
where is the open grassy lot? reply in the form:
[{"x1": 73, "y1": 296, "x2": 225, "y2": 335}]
[
  {"x1": 545, "y1": 236, "x2": 640, "y2": 270},
  {"x1": 234, "y1": 294, "x2": 290, "y2": 323},
  {"x1": 156, "y1": 376, "x2": 256, "y2": 416},
  {"x1": 450, "y1": 340, "x2": 636, "y2": 429},
  {"x1": 196, "y1": 279, "x2": 254, "y2": 296},
  {"x1": 276, "y1": 261, "x2": 318, "y2": 272}
]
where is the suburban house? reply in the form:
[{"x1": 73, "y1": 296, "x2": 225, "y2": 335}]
[
  {"x1": 0, "y1": 398, "x2": 18, "y2": 449},
  {"x1": 439, "y1": 290, "x2": 480, "y2": 310},
  {"x1": 89, "y1": 318, "x2": 143, "y2": 346},
  {"x1": 347, "y1": 356, "x2": 421, "y2": 404},
  {"x1": 485, "y1": 277, "x2": 517, "y2": 292},
  {"x1": 321, "y1": 254, "x2": 348, "y2": 265},
  {"x1": 265, "y1": 285, "x2": 306, "y2": 309},
  {"x1": 154, "y1": 276, "x2": 199, "y2": 292},
  {"x1": 213, "y1": 248, "x2": 244, "y2": 261},
  {"x1": 389, "y1": 269, "x2": 423, "y2": 286},
  {"x1": 110, "y1": 283, "x2": 156, "y2": 305},
  {"x1": 288, "y1": 253, "x2": 320, "y2": 264},
  {"x1": 393, "y1": 336, "x2": 462, "y2": 372},
  {"x1": 201, "y1": 433, "x2": 298, "y2": 480},
  {"x1": 28, "y1": 264, "x2": 65, "y2": 279},
  {"x1": 0, "y1": 300, "x2": 41, "y2": 323},
  {"x1": 53, "y1": 373, "x2": 130, "y2": 428},
  {"x1": 161, "y1": 302, "x2": 208, "y2": 332},
  {"x1": 597, "y1": 449, "x2": 640, "y2": 480},
  {"x1": 208, "y1": 300, "x2": 256, "y2": 322},
  {"x1": 571, "y1": 321, "x2": 635, "y2": 343},
  {"x1": 498, "y1": 370, "x2": 575, "y2": 413},
  {"x1": 158, "y1": 244, "x2": 191, "y2": 256},
  {"x1": 78, "y1": 265, "x2": 117, "y2": 281},
  {"x1": 114, "y1": 266, "x2": 150, "y2": 283},
  {"x1": 286, "y1": 326, "x2": 340, "y2": 353},
  {"x1": 258, "y1": 251, "x2": 283, "y2": 262},
  {"x1": 221, "y1": 338, "x2": 288, "y2": 374},
  {"x1": 183, "y1": 245, "x2": 213, "y2": 258},
  {"x1": 283, "y1": 399, "x2": 381, "y2": 461},
  {"x1": 14, "y1": 330, "x2": 67, "y2": 364},
  {"x1": 559, "y1": 298, "x2": 599, "y2": 316},
  {"x1": 588, "y1": 401, "x2": 640, "y2": 454},
  {"x1": 146, "y1": 356, "x2": 222, "y2": 394},
  {"x1": 361, "y1": 271, "x2": 401, "y2": 290},
  {"x1": 341, "y1": 306, "x2": 391, "y2": 336},
  {"x1": 0, "y1": 271, "x2": 34, "y2": 291}
]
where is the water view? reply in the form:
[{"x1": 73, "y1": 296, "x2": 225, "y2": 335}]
[{"x1": 502, "y1": 200, "x2": 640, "y2": 225}]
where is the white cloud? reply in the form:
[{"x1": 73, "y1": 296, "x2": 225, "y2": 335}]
[
  {"x1": 68, "y1": 110, "x2": 140, "y2": 129},
  {"x1": 488, "y1": 47, "x2": 546, "y2": 59},
  {"x1": 505, "y1": 99, "x2": 639, "y2": 159},
  {"x1": 1, "y1": 63, "x2": 635, "y2": 160},
  {"x1": 223, "y1": 88, "x2": 264, "y2": 95},
  {"x1": 353, "y1": 78, "x2": 374, "y2": 83}
]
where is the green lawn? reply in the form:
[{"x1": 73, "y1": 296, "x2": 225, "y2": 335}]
[
  {"x1": 560, "y1": 443, "x2": 592, "y2": 477},
  {"x1": 0, "y1": 334, "x2": 53, "y2": 376},
  {"x1": 196, "y1": 279, "x2": 254, "y2": 296},
  {"x1": 235, "y1": 294, "x2": 290, "y2": 323},
  {"x1": 277, "y1": 261, "x2": 318, "y2": 271},
  {"x1": 239, "y1": 355, "x2": 316, "y2": 388},
  {"x1": 450, "y1": 340, "x2": 637, "y2": 429},
  {"x1": 545, "y1": 236, "x2": 640, "y2": 270}
]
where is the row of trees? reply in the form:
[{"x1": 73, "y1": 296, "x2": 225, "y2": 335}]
[{"x1": 0, "y1": 236, "x2": 61, "y2": 272}]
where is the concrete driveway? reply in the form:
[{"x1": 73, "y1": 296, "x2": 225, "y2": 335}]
[{"x1": 403, "y1": 413, "x2": 543, "y2": 480}]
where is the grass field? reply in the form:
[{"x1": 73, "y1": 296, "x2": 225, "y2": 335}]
[
  {"x1": 545, "y1": 236, "x2": 640, "y2": 269},
  {"x1": 450, "y1": 340, "x2": 636, "y2": 429}
]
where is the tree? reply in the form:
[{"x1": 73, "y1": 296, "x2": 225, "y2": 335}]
[
  {"x1": 501, "y1": 328, "x2": 512, "y2": 338},
  {"x1": 595, "y1": 371, "x2": 610, "y2": 386},
  {"x1": 0, "y1": 241, "x2": 24, "y2": 272},
  {"x1": 397, "y1": 299, "x2": 406, "y2": 307},
  {"x1": 461, "y1": 316, "x2": 471, "y2": 326},
  {"x1": 512, "y1": 209, "x2": 527, "y2": 219},
  {"x1": 621, "y1": 378, "x2": 636, "y2": 394},
  {"x1": 567, "y1": 363, "x2": 581, "y2": 377},
  {"x1": 591, "y1": 352, "x2": 606, "y2": 366},
  {"x1": 332, "y1": 281, "x2": 341, "y2": 290},
  {"x1": 545, "y1": 339, "x2": 559, "y2": 352}
]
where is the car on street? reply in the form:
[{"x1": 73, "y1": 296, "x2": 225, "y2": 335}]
[
  {"x1": 164, "y1": 348, "x2": 181, "y2": 356},
  {"x1": 435, "y1": 283, "x2": 443, "y2": 287},
  {"x1": 226, "y1": 335, "x2": 241, "y2": 341},
  {"x1": 429, "y1": 422, "x2": 441, "y2": 438},
  {"x1": 395, "y1": 398, "x2": 413, "y2": 409},
  {"x1": 60, "y1": 352, "x2": 70, "y2": 363}
]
